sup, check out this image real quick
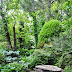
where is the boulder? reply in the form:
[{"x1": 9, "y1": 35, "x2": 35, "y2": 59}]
[{"x1": 35, "y1": 65, "x2": 62, "y2": 72}]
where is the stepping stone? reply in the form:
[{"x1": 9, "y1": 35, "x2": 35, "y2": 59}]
[{"x1": 35, "y1": 65, "x2": 62, "y2": 72}]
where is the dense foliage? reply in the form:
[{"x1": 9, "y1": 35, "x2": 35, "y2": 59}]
[
  {"x1": 0, "y1": 0, "x2": 72, "y2": 72},
  {"x1": 38, "y1": 20, "x2": 61, "y2": 44}
]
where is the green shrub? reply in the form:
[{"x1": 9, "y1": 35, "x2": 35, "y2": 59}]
[
  {"x1": 3, "y1": 50, "x2": 20, "y2": 63},
  {"x1": 55, "y1": 53, "x2": 72, "y2": 69},
  {"x1": 64, "y1": 66, "x2": 72, "y2": 72},
  {"x1": 1, "y1": 64, "x2": 15, "y2": 72},
  {"x1": 19, "y1": 48, "x2": 30, "y2": 56},
  {"x1": 61, "y1": 17, "x2": 72, "y2": 31},
  {"x1": 22, "y1": 49, "x2": 52, "y2": 69},
  {"x1": 19, "y1": 48, "x2": 34, "y2": 56},
  {"x1": 38, "y1": 20, "x2": 61, "y2": 46},
  {"x1": 1, "y1": 62, "x2": 23, "y2": 72},
  {"x1": 9, "y1": 62, "x2": 23, "y2": 71},
  {"x1": 51, "y1": 29, "x2": 72, "y2": 69}
]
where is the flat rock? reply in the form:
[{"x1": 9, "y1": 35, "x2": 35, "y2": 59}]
[{"x1": 35, "y1": 65, "x2": 61, "y2": 71}]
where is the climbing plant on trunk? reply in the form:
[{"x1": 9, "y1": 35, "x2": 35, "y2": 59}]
[{"x1": 32, "y1": 13, "x2": 38, "y2": 48}]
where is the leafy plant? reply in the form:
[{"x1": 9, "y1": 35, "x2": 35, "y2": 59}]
[
  {"x1": 1, "y1": 64, "x2": 15, "y2": 72},
  {"x1": 38, "y1": 20, "x2": 62, "y2": 47},
  {"x1": 0, "y1": 52, "x2": 5, "y2": 66},
  {"x1": 19, "y1": 48, "x2": 34, "y2": 56},
  {"x1": 51, "y1": 29, "x2": 72, "y2": 69},
  {"x1": 1, "y1": 62, "x2": 23, "y2": 72},
  {"x1": 61, "y1": 17, "x2": 72, "y2": 31},
  {"x1": 64, "y1": 66, "x2": 72, "y2": 72},
  {"x1": 9, "y1": 62, "x2": 23, "y2": 71},
  {"x1": 19, "y1": 48, "x2": 30, "y2": 56},
  {"x1": 3, "y1": 50, "x2": 21, "y2": 63},
  {"x1": 21, "y1": 49, "x2": 51, "y2": 69}
]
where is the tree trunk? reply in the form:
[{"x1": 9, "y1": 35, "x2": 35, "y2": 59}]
[
  {"x1": 46, "y1": 0, "x2": 51, "y2": 22},
  {"x1": 4, "y1": 22, "x2": 13, "y2": 50},
  {"x1": 32, "y1": 14, "x2": 38, "y2": 48},
  {"x1": 13, "y1": 21, "x2": 16, "y2": 50},
  {"x1": 0, "y1": 0, "x2": 12, "y2": 50},
  {"x1": 61, "y1": 0, "x2": 63, "y2": 22}
]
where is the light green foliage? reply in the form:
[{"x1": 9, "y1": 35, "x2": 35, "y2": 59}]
[
  {"x1": 61, "y1": 17, "x2": 72, "y2": 30},
  {"x1": 62, "y1": 0, "x2": 72, "y2": 19},
  {"x1": 38, "y1": 20, "x2": 61, "y2": 44},
  {"x1": 0, "y1": 35, "x2": 6, "y2": 42},
  {"x1": 64, "y1": 66, "x2": 72, "y2": 72},
  {"x1": 51, "y1": 1, "x2": 58, "y2": 13},
  {"x1": 5, "y1": 0, "x2": 19, "y2": 9},
  {"x1": 69, "y1": 17, "x2": 72, "y2": 26},
  {"x1": 19, "y1": 60, "x2": 30, "y2": 69}
]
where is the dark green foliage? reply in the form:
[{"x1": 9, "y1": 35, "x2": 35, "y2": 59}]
[
  {"x1": 20, "y1": 47, "x2": 56, "y2": 69},
  {"x1": 38, "y1": 20, "x2": 61, "y2": 44},
  {"x1": 32, "y1": 14, "x2": 38, "y2": 48},
  {"x1": 51, "y1": 29, "x2": 72, "y2": 69},
  {"x1": 38, "y1": 17, "x2": 45, "y2": 33},
  {"x1": 19, "y1": 48, "x2": 34, "y2": 56},
  {"x1": 19, "y1": 21, "x2": 25, "y2": 48},
  {"x1": 52, "y1": 29, "x2": 72, "y2": 55},
  {"x1": 20, "y1": 48, "x2": 30, "y2": 56},
  {"x1": 55, "y1": 53, "x2": 72, "y2": 69},
  {"x1": 0, "y1": 52, "x2": 5, "y2": 66},
  {"x1": 24, "y1": 40, "x2": 35, "y2": 49},
  {"x1": 25, "y1": 49, "x2": 51, "y2": 69}
]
